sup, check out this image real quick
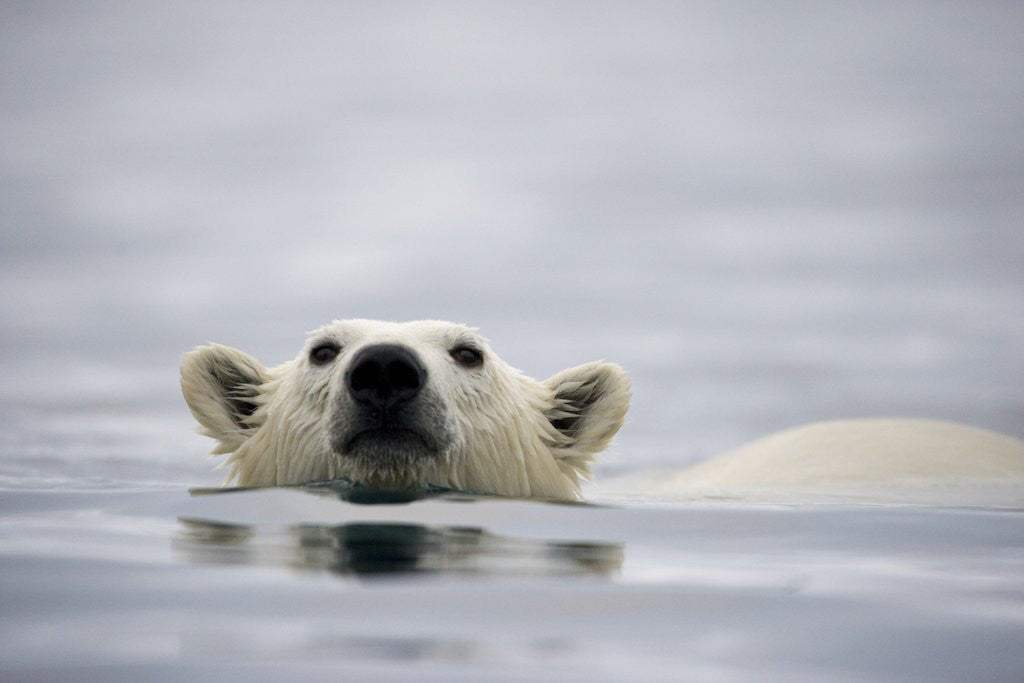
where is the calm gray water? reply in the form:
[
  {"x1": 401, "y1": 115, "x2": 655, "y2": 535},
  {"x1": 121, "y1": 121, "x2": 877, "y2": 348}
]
[{"x1": 2, "y1": 2, "x2": 1023, "y2": 680}]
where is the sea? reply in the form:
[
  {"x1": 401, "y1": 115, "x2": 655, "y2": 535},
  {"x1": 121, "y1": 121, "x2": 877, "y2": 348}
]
[{"x1": 1, "y1": 2, "x2": 1023, "y2": 680}]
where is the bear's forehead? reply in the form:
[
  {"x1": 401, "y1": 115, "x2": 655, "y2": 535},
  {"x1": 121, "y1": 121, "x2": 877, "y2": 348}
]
[{"x1": 306, "y1": 319, "x2": 483, "y2": 347}]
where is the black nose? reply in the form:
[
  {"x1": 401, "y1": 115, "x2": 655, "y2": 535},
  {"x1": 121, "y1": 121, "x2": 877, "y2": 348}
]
[{"x1": 346, "y1": 344, "x2": 426, "y2": 407}]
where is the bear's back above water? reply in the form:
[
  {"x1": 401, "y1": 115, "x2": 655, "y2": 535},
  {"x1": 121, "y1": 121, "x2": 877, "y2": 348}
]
[{"x1": 634, "y1": 419, "x2": 1024, "y2": 506}]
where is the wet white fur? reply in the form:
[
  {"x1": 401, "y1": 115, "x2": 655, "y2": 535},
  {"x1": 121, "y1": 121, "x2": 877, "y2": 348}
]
[
  {"x1": 630, "y1": 418, "x2": 1024, "y2": 505},
  {"x1": 181, "y1": 319, "x2": 630, "y2": 500},
  {"x1": 676, "y1": 419, "x2": 1024, "y2": 486}
]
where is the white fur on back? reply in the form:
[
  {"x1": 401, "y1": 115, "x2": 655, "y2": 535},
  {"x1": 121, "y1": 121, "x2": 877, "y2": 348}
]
[{"x1": 629, "y1": 419, "x2": 1024, "y2": 506}]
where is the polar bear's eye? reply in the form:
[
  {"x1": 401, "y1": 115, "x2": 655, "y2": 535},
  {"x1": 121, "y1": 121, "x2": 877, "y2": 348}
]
[
  {"x1": 310, "y1": 343, "x2": 340, "y2": 365},
  {"x1": 450, "y1": 346, "x2": 483, "y2": 368}
]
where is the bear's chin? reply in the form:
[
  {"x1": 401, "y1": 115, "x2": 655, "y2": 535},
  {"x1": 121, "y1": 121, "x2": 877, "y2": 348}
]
[
  {"x1": 331, "y1": 429, "x2": 441, "y2": 492},
  {"x1": 335, "y1": 427, "x2": 441, "y2": 467}
]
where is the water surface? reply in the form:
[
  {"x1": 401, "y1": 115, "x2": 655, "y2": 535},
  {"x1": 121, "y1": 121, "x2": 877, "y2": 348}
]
[{"x1": 3, "y1": 488, "x2": 1022, "y2": 681}]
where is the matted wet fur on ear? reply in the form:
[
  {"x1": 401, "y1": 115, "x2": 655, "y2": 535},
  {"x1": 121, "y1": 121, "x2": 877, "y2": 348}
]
[
  {"x1": 181, "y1": 344, "x2": 269, "y2": 454},
  {"x1": 544, "y1": 361, "x2": 631, "y2": 467}
]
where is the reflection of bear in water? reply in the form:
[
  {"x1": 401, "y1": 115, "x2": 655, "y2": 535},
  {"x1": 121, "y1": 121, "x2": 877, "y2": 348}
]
[
  {"x1": 181, "y1": 319, "x2": 630, "y2": 501},
  {"x1": 177, "y1": 518, "x2": 623, "y2": 578}
]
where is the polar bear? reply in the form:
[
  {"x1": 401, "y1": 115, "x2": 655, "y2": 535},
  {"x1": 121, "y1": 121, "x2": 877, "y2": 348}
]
[{"x1": 181, "y1": 319, "x2": 630, "y2": 500}]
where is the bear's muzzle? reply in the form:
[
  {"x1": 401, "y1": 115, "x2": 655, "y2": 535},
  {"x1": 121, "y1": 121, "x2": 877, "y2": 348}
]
[{"x1": 331, "y1": 343, "x2": 451, "y2": 465}]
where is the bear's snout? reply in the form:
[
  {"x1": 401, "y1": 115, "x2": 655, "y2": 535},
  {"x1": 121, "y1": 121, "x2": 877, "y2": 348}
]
[
  {"x1": 332, "y1": 342, "x2": 449, "y2": 469},
  {"x1": 346, "y1": 344, "x2": 427, "y2": 408}
]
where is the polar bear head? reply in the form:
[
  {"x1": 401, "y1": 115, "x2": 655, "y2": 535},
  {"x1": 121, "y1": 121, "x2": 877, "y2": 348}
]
[{"x1": 181, "y1": 319, "x2": 630, "y2": 500}]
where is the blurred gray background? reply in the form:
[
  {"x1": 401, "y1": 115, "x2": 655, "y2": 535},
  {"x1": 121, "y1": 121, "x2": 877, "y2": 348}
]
[{"x1": 2, "y1": 1, "x2": 1022, "y2": 488}]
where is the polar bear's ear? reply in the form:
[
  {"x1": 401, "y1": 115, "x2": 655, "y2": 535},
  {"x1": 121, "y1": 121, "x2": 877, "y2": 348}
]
[
  {"x1": 544, "y1": 362, "x2": 630, "y2": 455},
  {"x1": 181, "y1": 344, "x2": 269, "y2": 452}
]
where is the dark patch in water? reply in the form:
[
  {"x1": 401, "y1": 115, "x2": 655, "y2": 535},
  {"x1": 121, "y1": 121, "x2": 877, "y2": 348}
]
[
  {"x1": 190, "y1": 479, "x2": 604, "y2": 506},
  {"x1": 188, "y1": 479, "x2": 455, "y2": 505},
  {"x1": 300, "y1": 478, "x2": 458, "y2": 504},
  {"x1": 175, "y1": 517, "x2": 623, "y2": 578}
]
